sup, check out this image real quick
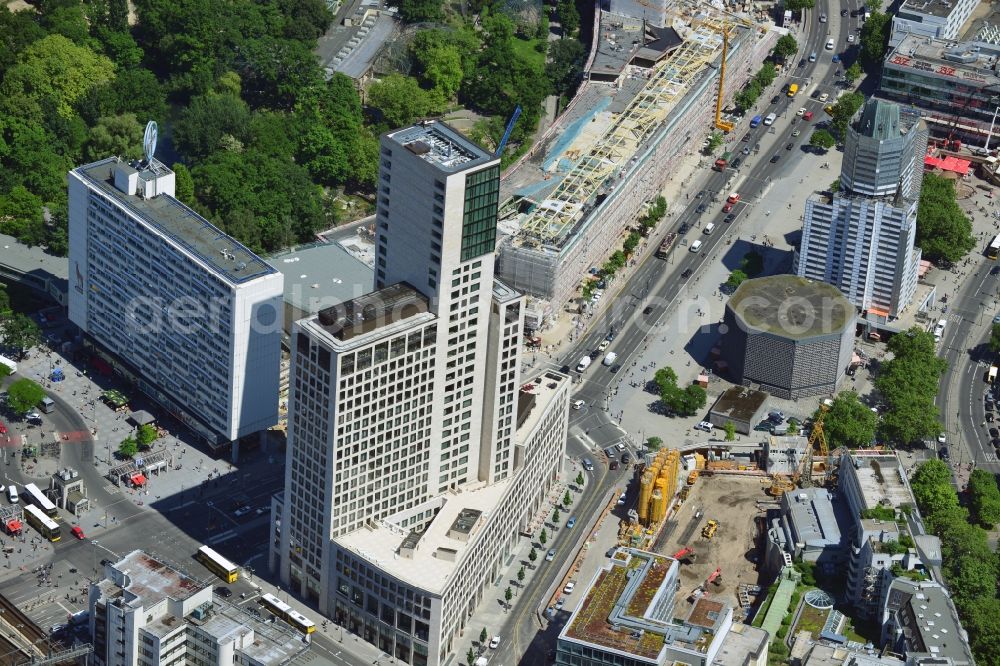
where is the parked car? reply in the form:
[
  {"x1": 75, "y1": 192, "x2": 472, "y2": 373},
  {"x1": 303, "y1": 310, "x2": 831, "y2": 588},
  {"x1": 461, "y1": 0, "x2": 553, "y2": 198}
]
[
  {"x1": 680, "y1": 268, "x2": 693, "y2": 279},
  {"x1": 546, "y1": 549, "x2": 556, "y2": 562},
  {"x1": 724, "y1": 214, "x2": 736, "y2": 224},
  {"x1": 609, "y1": 460, "x2": 620, "y2": 470},
  {"x1": 563, "y1": 582, "x2": 576, "y2": 594},
  {"x1": 566, "y1": 517, "x2": 577, "y2": 529},
  {"x1": 643, "y1": 306, "x2": 653, "y2": 315},
  {"x1": 621, "y1": 452, "x2": 631, "y2": 464},
  {"x1": 572, "y1": 400, "x2": 585, "y2": 410},
  {"x1": 696, "y1": 421, "x2": 714, "y2": 432},
  {"x1": 489, "y1": 636, "x2": 501, "y2": 649},
  {"x1": 770, "y1": 154, "x2": 780, "y2": 163},
  {"x1": 215, "y1": 586, "x2": 233, "y2": 598}
]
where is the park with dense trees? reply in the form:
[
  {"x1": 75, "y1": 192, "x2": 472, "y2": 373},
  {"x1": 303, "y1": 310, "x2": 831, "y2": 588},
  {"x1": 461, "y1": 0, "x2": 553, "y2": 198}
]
[{"x1": 0, "y1": 0, "x2": 588, "y2": 256}]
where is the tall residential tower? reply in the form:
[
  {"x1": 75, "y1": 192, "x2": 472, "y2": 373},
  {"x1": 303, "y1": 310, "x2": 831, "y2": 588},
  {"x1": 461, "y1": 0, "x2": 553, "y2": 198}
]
[
  {"x1": 271, "y1": 122, "x2": 570, "y2": 666},
  {"x1": 795, "y1": 100, "x2": 928, "y2": 320}
]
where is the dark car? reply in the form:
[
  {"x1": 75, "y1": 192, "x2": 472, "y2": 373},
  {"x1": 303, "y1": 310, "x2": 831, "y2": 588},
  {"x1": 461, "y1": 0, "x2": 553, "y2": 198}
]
[
  {"x1": 621, "y1": 452, "x2": 631, "y2": 464},
  {"x1": 990, "y1": 427, "x2": 999, "y2": 439},
  {"x1": 678, "y1": 223, "x2": 690, "y2": 234},
  {"x1": 610, "y1": 364, "x2": 622, "y2": 373},
  {"x1": 589, "y1": 349, "x2": 600, "y2": 360},
  {"x1": 939, "y1": 447, "x2": 950, "y2": 461},
  {"x1": 742, "y1": 133, "x2": 752, "y2": 142},
  {"x1": 724, "y1": 214, "x2": 736, "y2": 224},
  {"x1": 215, "y1": 586, "x2": 233, "y2": 598},
  {"x1": 609, "y1": 461, "x2": 620, "y2": 470},
  {"x1": 771, "y1": 95, "x2": 780, "y2": 104},
  {"x1": 696, "y1": 190, "x2": 706, "y2": 199},
  {"x1": 680, "y1": 268, "x2": 693, "y2": 279},
  {"x1": 781, "y1": 83, "x2": 790, "y2": 94},
  {"x1": 754, "y1": 421, "x2": 774, "y2": 432},
  {"x1": 992, "y1": 266, "x2": 1000, "y2": 275},
  {"x1": 798, "y1": 58, "x2": 806, "y2": 67},
  {"x1": 770, "y1": 154, "x2": 781, "y2": 163},
  {"x1": 560, "y1": 364, "x2": 571, "y2": 374},
  {"x1": 811, "y1": 89, "x2": 822, "y2": 99},
  {"x1": 841, "y1": 8, "x2": 848, "y2": 15},
  {"x1": 731, "y1": 157, "x2": 743, "y2": 169},
  {"x1": 993, "y1": 438, "x2": 1000, "y2": 450},
  {"x1": 643, "y1": 305, "x2": 653, "y2": 315},
  {"x1": 785, "y1": 142, "x2": 794, "y2": 150},
  {"x1": 696, "y1": 203, "x2": 708, "y2": 214}
]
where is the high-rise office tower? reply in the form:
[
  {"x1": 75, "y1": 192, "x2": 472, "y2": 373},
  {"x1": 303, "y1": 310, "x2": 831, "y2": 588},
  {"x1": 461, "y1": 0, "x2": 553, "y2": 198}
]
[
  {"x1": 272, "y1": 122, "x2": 570, "y2": 666},
  {"x1": 68, "y1": 156, "x2": 283, "y2": 447},
  {"x1": 795, "y1": 100, "x2": 928, "y2": 319}
]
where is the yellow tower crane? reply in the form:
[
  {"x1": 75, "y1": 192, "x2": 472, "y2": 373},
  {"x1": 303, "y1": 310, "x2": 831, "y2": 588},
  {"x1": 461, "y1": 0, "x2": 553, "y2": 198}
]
[
  {"x1": 706, "y1": 17, "x2": 757, "y2": 134},
  {"x1": 804, "y1": 404, "x2": 830, "y2": 485}
]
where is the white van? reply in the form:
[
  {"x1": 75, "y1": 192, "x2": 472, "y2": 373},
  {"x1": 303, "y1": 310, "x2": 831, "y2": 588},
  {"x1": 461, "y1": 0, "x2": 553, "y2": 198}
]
[
  {"x1": 933, "y1": 319, "x2": 946, "y2": 342},
  {"x1": 689, "y1": 239, "x2": 703, "y2": 252},
  {"x1": 603, "y1": 352, "x2": 618, "y2": 366},
  {"x1": 703, "y1": 223, "x2": 716, "y2": 235},
  {"x1": 825, "y1": 38, "x2": 835, "y2": 50},
  {"x1": 7, "y1": 485, "x2": 17, "y2": 504},
  {"x1": 763, "y1": 113, "x2": 777, "y2": 126}
]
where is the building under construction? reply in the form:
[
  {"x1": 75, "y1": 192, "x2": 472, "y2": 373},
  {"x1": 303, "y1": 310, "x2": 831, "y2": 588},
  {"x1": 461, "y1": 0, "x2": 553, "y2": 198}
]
[{"x1": 497, "y1": 1, "x2": 779, "y2": 315}]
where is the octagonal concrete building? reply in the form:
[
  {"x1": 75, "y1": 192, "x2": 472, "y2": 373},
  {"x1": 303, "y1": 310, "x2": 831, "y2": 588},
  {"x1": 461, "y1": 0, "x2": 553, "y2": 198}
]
[{"x1": 722, "y1": 276, "x2": 857, "y2": 399}]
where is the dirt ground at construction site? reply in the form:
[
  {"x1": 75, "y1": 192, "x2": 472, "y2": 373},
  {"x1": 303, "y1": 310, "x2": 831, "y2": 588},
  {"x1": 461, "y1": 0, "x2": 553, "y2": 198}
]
[{"x1": 654, "y1": 474, "x2": 772, "y2": 617}]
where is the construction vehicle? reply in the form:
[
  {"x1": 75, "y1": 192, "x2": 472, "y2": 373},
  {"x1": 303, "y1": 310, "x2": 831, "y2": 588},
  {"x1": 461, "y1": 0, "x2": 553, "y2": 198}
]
[
  {"x1": 706, "y1": 567, "x2": 722, "y2": 586},
  {"x1": 768, "y1": 474, "x2": 796, "y2": 497},
  {"x1": 687, "y1": 568, "x2": 722, "y2": 601},
  {"x1": 803, "y1": 404, "x2": 830, "y2": 486},
  {"x1": 713, "y1": 151, "x2": 732, "y2": 171},
  {"x1": 687, "y1": 470, "x2": 699, "y2": 485},
  {"x1": 673, "y1": 546, "x2": 694, "y2": 561},
  {"x1": 701, "y1": 519, "x2": 718, "y2": 539},
  {"x1": 713, "y1": 25, "x2": 736, "y2": 133}
]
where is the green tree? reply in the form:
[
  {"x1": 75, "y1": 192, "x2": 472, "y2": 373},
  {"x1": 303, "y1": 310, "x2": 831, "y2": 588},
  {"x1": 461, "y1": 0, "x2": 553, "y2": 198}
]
[
  {"x1": 546, "y1": 38, "x2": 585, "y2": 97},
  {"x1": 829, "y1": 92, "x2": 864, "y2": 140},
  {"x1": 575, "y1": 472, "x2": 584, "y2": 486},
  {"x1": 991, "y1": 323, "x2": 1000, "y2": 353},
  {"x1": 960, "y1": 597, "x2": 1000, "y2": 662},
  {"x1": 741, "y1": 251, "x2": 763, "y2": 277},
  {"x1": 784, "y1": 0, "x2": 815, "y2": 10},
  {"x1": 822, "y1": 391, "x2": 877, "y2": 448},
  {"x1": 735, "y1": 82, "x2": 761, "y2": 113},
  {"x1": 172, "y1": 163, "x2": 195, "y2": 205},
  {"x1": 860, "y1": 10, "x2": 891, "y2": 65},
  {"x1": 968, "y1": 469, "x2": 1000, "y2": 528},
  {"x1": 706, "y1": 131, "x2": 724, "y2": 152},
  {"x1": 1, "y1": 313, "x2": 41, "y2": 359},
  {"x1": 0, "y1": 187, "x2": 45, "y2": 247},
  {"x1": 875, "y1": 328, "x2": 946, "y2": 444},
  {"x1": 85, "y1": 113, "x2": 144, "y2": 161},
  {"x1": 557, "y1": 0, "x2": 580, "y2": 35},
  {"x1": 0, "y1": 365, "x2": 9, "y2": 382},
  {"x1": 726, "y1": 270, "x2": 748, "y2": 289},
  {"x1": 479, "y1": 627, "x2": 488, "y2": 645},
  {"x1": 107, "y1": 0, "x2": 128, "y2": 31},
  {"x1": 772, "y1": 34, "x2": 798, "y2": 61},
  {"x1": 809, "y1": 129, "x2": 836, "y2": 151},
  {"x1": 646, "y1": 436, "x2": 663, "y2": 451},
  {"x1": 173, "y1": 93, "x2": 251, "y2": 161},
  {"x1": 504, "y1": 586, "x2": 513, "y2": 609},
  {"x1": 466, "y1": 648, "x2": 475, "y2": 666},
  {"x1": 118, "y1": 436, "x2": 139, "y2": 459},
  {"x1": 517, "y1": 566, "x2": 525, "y2": 586},
  {"x1": 563, "y1": 490, "x2": 572, "y2": 507},
  {"x1": 6, "y1": 378, "x2": 44, "y2": 415},
  {"x1": 653, "y1": 367, "x2": 706, "y2": 416},
  {"x1": 552, "y1": 506, "x2": 561, "y2": 522},
  {"x1": 367, "y1": 74, "x2": 433, "y2": 129},
  {"x1": 844, "y1": 62, "x2": 863, "y2": 85},
  {"x1": 137, "y1": 423, "x2": 158, "y2": 448},
  {"x1": 0, "y1": 35, "x2": 115, "y2": 119},
  {"x1": 753, "y1": 63, "x2": 777, "y2": 89},
  {"x1": 411, "y1": 39, "x2": 464, "y2": 101},
  {"x1": 724, "y1": 421, "x2": 736, "y2": 441},
  {"x1": 0, "y1": 285, "x2": 9, "y2": 318},
  {"x1": 528, "y1": 547, "x2": 537, "y2": 564},
  {"x1": 539, "y1": 528, "x2": 547, "y2": 545},
  {"x1": 916, "y1": 173, "x2": 976, "y2": 263},
  {"x1": 391, "y1": 0, "x2": 442, "y2": 22}
]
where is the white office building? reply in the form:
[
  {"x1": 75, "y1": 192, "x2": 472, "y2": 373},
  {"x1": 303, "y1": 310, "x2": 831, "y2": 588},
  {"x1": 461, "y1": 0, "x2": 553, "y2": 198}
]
[
  {"x1": 889, "y1": 0, "x2": 979, "y2": 47},
  {"x1": 795, "y1": 100, "x2": 928, "y2": 320},
  {"x1": 272, "y1": 122, "x2": 571, "y2": 666},
  {"x1": 68, "y1": 157, "x2": 284, "y2": 446},
  {"x1": 89, "y1": 551, "x2": 307, "y2": 666}
]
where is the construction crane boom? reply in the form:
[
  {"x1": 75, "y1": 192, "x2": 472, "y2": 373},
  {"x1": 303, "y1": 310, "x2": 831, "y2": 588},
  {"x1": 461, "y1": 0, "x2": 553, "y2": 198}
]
[
  {"x1": 714, "y1": 27, "x2": 735, "y2": 133},
  {"x1": 495, "y1": 105, "x2": 522, "y2": 157}
]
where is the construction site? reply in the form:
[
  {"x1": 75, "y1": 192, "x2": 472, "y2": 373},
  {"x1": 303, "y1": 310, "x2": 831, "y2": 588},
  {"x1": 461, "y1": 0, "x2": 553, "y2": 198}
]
[{"x1": 496, "y1": 0, "x2": 780, "y2": 321}]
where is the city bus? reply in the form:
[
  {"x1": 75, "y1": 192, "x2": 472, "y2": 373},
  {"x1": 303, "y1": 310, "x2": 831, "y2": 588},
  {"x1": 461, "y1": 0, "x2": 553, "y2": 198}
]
[
  {"x1": 195, "y1": 545, "x2": 239, "y2": 583},
  {"x1": 259, "y1": 593, "x2": 316, "y2": 634},
  {"x1": 24, "y1": 504, "x2": 60, "y2": 542},
  {"x1": 988, "y1": 234, "x2": 1000, "y2": 260},
  {"x1": 22, "y1": 483, "x2": 57, "y2": 519}
]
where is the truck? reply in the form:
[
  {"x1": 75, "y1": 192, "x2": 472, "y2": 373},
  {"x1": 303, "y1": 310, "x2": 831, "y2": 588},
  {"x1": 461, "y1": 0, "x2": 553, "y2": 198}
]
[
  {"x1": 702, "y1": 520, "x2": 719, "y2": 539},
  {"x1": 989, "y1": 365, "x2": 998, "y2": 383},
  {"x1": 656, "y1": 232, "x2": 677, "y2": 259},
  {"x1": 576, "y1": 356, "x2": 592, "y2": 372},
  {"x1": 0, "y1": 355, "x2": 16, "y2": 375},
  {"x1": 713, "y1": 151, "x2": 733, "y2": 171}
]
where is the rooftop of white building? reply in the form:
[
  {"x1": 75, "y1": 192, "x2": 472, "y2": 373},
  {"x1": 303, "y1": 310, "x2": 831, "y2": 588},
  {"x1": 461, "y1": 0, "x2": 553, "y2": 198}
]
[
  {"x1": 75, "y1": 158, "x2": 276, "y2": 285},
  {"x1": 384, "y1": 122, "x2": 495, "y2": 173},
  {"x1": 335, "y1": 373, "x2": 568, "y2": 594},
  {"x1": 899, "y1": 0, "x2": 967, "y2": 20},
  {"x1": 844, "y1": 452, "x2": 912, "y2": 510},
  {"x1": 194, "y1": 600, "x2": 308, "y2": 664},
  {"x1": 886, "y1": 32, "x2": 1000, "y2": 89},
  {"x1": 103, "y1": 550, "x2": 203, "y2": 610}
]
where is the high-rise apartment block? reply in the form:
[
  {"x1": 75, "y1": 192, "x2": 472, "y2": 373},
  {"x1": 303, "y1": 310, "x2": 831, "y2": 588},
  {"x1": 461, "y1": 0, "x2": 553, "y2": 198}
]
[
  {"x1": 68, "y1": 157, "x2": 283, "y2": 446},
  {"x1": 271, "y1": 122, "x2": 571, "y2": 666},
  {"x1": 795, "y1": 100, "x2": 928, "y2": 320}
]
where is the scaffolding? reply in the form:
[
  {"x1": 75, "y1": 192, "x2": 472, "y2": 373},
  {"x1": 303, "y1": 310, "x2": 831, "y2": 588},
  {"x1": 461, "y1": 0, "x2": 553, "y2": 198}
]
[{"x1": 517, "y1": 19, "x2": 728, "y2": 248}]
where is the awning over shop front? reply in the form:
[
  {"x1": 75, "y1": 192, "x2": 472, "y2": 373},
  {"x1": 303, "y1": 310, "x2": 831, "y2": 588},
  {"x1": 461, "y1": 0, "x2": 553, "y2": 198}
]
[{"x1": 130, "y1": 473, "x2": 146, "y2": 486}]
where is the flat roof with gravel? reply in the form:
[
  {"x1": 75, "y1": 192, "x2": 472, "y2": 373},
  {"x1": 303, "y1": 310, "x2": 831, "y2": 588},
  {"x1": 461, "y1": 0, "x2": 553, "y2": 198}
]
[{"x1": 728, "y1": 276, "x2": 854, "y2": 340}]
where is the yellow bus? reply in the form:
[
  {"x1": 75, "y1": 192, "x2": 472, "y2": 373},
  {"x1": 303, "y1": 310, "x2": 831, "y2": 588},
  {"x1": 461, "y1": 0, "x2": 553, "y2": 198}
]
[
  {"x1": 787, "y1": 83, "x2": 799, "y2": 97},
  {"x1": 260, "y1": 593, "x2": 316, "y2": 634},
  {"x1": 24, "y1": 504, "x2": 60, "y2": 542},
  {"x1": 195, "y1": 545, "x2": 239, "y2": 583}
]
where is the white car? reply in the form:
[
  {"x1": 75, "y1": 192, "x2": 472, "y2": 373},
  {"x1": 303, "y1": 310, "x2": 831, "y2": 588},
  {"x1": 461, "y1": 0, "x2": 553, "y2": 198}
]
[
  {"x1": 563, "y1": 581, "x2": 576, "y2": 594},
  {"x1": 572, "y1": 400, "x2": 585, "y2": 411},
  {"x1": 791, "y1": 129, "x2": 801, "y2": 137},
  {"x1": 696, "y1": 421, "x2": 715, "y2": 432},
  {"x1": 545, "y1": 549, "x2": 556, "y2": 561},
  {"x1": 847, "y1": 34, "x2": 855, "y2": 43},
  {"x1": 819, "y1": 93, "x2": 829, "y2": 103},
  {"x1": 616, "y1": 442, "x2": 626, "y2": 451},
  {"x1": 937, "y1": 433, "x2": 947, "y2": 444},
  {"x1": 234, "y1": 505, "x2": 252, "y2": 517},
  {"x1": 489, "y1": 636, "x2": 501, "y2": 649},
  {"x1": 796, "y1": 107, "x2": 806, "y2": 117},
  {"x1": 617, "y1": 492, "x2": 627, "y2": 505},
  {"x1": 26, "y1": 412, "x2": 42, "y2": 424},
  {"x1": 598, "y1": 340, "x2": 610, "y2": 352}
]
